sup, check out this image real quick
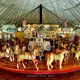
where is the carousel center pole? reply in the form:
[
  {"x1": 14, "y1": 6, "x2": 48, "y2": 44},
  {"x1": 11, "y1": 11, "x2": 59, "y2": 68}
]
[{"x1": 39, "y1": 4, "x2": 42, "y2": 24}]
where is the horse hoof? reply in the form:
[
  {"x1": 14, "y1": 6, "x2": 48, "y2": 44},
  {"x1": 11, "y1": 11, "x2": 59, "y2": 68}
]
[
  {"x1": 17, "y1": 66, "x2": 20, "y2": 69},
  {"x1": 53, "y1": 67, "x2": 55, "y2": 69},
  {"x1": 51, "y1": 66, "x2": 54, "y2": 69},
  {"x1": 59, "y1": 67, "x2": 62, "y2": 69},
  {"x1": 17, "y1": 67, "x2": 20, "y2": 69},
  {"x1": 48, "y1": 68, "x2": 51, "y2": 70},
  {"x1": 23, "y1": 67, "x2": 26, "y2": 70},
  {"x1": 37, "y1": 69, "x2": 39, "y2": 70}
]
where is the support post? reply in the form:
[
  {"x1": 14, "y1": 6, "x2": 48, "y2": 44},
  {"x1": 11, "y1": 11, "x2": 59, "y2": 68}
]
[{"x1": 39, "y1": 4, "x2": 42, "y2": 24}]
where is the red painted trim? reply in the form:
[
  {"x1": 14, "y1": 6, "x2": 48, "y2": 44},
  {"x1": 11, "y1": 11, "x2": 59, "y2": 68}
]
[{"x1": 0, "y1": 66, "x2": 80, "y2": 74}]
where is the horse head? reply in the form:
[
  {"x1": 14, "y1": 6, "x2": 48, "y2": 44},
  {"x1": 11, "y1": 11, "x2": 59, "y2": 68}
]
[
  {"x1": 62, "y1": 49, "x2": 69, "y2": 61},
  {"x1": 14, "y1": 45, "x2": 21, "y2": 55},
  {"x1": 22, "y1": 46, "x2": 26, "y2": 53}
]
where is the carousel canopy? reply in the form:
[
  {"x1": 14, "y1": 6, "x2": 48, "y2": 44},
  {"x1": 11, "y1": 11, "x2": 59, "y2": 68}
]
[{"x1": 0, "y1": 0, "x2": 80, "y2": 27}]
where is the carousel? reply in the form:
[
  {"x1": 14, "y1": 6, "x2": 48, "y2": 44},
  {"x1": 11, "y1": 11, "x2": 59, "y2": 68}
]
[{"x1": 0, "y1": 23, "x2": 80, "y2": 74}]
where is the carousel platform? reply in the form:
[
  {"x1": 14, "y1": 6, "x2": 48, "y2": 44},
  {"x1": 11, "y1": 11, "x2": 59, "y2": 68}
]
[{"x1": 0, "y1": 59, "x2": 80, "y2": 75}]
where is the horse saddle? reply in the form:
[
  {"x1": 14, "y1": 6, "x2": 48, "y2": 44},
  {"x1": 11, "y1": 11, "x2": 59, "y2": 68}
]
[{"x1": 54, "y1": 49, "x2": 61, "y2": 55}]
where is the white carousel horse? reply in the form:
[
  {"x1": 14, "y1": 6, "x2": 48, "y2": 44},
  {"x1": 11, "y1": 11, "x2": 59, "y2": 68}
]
[
  {"x1": 0, "y1": 47, "x2": 14, "y2": 62},
  {"x1": 46, "y1": 49, "x2": 69, "y2": 70},
  {"x1": 16, "y1": 45, "x2": 42, "y2": 70},
  {"x1": 17, "y1": 51, "x2": 39, "y2": 70},
  {"x1": 6, "y1": 47, "x2": 15, "y2": 62}
]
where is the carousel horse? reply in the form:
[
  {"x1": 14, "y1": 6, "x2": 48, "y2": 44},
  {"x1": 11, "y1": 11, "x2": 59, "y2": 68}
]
[
  {"x1": 0, "y1": 47, "x2": 14, "y2": 62},
  {"x1": 0, "y1": 51, "x2": 6, "y2": 58},
  {"x1": 72, "y1": 45, "x2": 80, "y2": 64},
  {"x1": 14, "y1": 45, "x2": 21, "y2": 55},
  {"x1": 75, "y1": 50, "x2": 80, "y2": 64},
  {"x1": 32, "y1": 45, "x2": 44, "y2": 60},
  {"x1": 70, "y1": 45, "x2": 76, "y2": 65},
  {"x1": 17, "y1": 49, "x2": 39, "y2": 70},
  {"x1": 46, "y1": 49, "x2": 69, "y2": 70},
  {"x1": 16, "y1": 45, "x2": 42, "y2": 70},
  {"x1": 2, "y1": 43, "x2": 7, "y2": 51},
  {"x1": 6, "y1": 47, "x2": 15, "y2": 62}
]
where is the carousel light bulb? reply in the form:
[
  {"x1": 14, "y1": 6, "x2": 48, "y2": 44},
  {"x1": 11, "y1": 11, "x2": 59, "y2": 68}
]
[
  {"x1": 18, "y1": 27, "x2": 22, "y2": 31},
  {"x1": 64, "y1": 32, "x2": 66, "y2": 33},
  {"x1": 45, "y1": 25, "x2": 48, "y2": 28},
  {"x1": 70, "y1": 28, "x2": 73, "y2": 31},
  {"x1": 73, "y1": 31, "x2": 75, "y2": 33}
]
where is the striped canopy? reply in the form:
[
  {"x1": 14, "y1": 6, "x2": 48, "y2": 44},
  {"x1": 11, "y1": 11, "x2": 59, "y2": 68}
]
[{"x1": 0, "y1": 0, "x2": 80, "y2": 27}]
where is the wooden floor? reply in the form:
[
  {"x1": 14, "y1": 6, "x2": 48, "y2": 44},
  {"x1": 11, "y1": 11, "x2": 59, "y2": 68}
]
[{"x1": 0, "y1": 69, "x2": 80, "y2": 80}]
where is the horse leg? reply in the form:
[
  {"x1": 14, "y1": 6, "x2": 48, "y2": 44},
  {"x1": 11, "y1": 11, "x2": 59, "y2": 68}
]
[
  {"x1": 46, "y1": 55, "x2": 53, "y2": 70},
  {"x1": 47, "y1": 61, "x2": 51, "y2": 70},
  {"x1": 22, "y1": 61, "x2": 26, "y2": 69},
  {"x1": 17, "y1": 62, "x2": 20, "y2": 69},
  {"x1": 50, "y1": 64, "x2": 53, "y2": 69},
  {"x1": 64, "y1": 54, "x2": 67, "y2": 64},
  {"x1": 64, "y1": 59, "x2": 66, "y2": 64},
  {"x1": 12, "y1": 56, "x2": 15, "y2": 61},
  {"x1": 59, "y1": 59, "x2": 63, "y2": 69},
  {"x1": 35, "y1": 63, "x2": 39, "y2": 70},
  {"x1": 49, "y1": 59, "x2": 54, "y2": 69},
  {"x1": 47, "y1": 64, "x2": 50, "y2": 70},
  {"x1": 72, "y1": 53, "x2": 75, "y2": 65},
  {"x1": 39, "y1": 55, "x2": 42, "y2": 60},
  {"x1": 35, "y1": 61, "x2": 39, "y2": 70},
  {"x1": 10, "y1": 57, "x2": 13, "y2": 62},
  {"x1": 76, "y1": 55, "x2": 80, "y2": 65},
  {"x1": 17, "y1": 56, "x2": 21, "y2": 69},
  {"x1": 12, "y1": 54, "x2": 15, "y2": 61},
  {"x1": 33, "y1": 60, "x2": 39, "y2": 70}
]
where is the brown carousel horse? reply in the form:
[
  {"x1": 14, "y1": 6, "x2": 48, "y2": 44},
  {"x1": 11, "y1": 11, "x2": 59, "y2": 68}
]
[{"x1": 46, "y1": 48, "x2": 69, "y2": 70}]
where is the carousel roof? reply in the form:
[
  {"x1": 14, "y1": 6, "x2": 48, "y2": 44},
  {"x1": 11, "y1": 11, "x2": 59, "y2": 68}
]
[{"x1": 0, "y1": 0, "x2": 80, "y2": 27}]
